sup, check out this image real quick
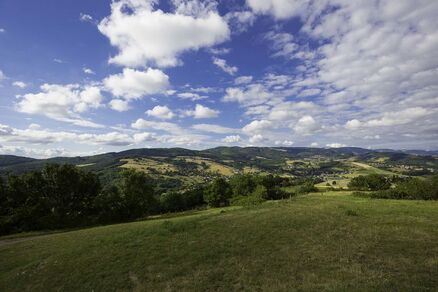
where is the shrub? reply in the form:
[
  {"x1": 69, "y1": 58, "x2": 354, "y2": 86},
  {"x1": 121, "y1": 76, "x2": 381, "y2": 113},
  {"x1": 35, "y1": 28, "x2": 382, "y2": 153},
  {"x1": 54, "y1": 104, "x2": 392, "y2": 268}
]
[
  {"x1": 160, "y1": 191, "x2": 185, "y2": 213},
  {"x1": 0, "y1": 164, "x2": 102, "y2": 234},
  {"x1": 204, "y1": 178, "x2": 232, "y2": 207},
  {"x1": 118, "y1": 169, "x2": 158, "y2": 219},
  {"x1": 348, "y1": 174, "x2": 390, "y2": 191},
  {"x1": 296, "y1": 181, "x2": 318, "y2": 194},
  {"x1": 370, "y1": 176, "x2": 438, "y2": 200}
]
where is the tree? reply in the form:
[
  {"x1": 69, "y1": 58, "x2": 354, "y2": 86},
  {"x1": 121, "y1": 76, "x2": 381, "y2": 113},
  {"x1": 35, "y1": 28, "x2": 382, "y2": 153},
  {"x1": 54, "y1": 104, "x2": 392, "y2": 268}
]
[
  {"x1": 229, "y1": 174, "x2": 256, "y2": 197},
  {"x1": 160, "y1": 191, "x2": 185, "y2": 213},
  {"x1": 0, "y1": 177, "x2": 7, "y2": 215},
  {"x1": 42, "y1": 164, "x2": 101, "y2": 227},
  {"x1": 252, "y1": 184, "x2": 268, "y2": 200},
  {"x1": 93, "y1": 185, "x2": 125, "y2": 223},
  {"x1": 348, "y1": 174, "x2": 390, "y2": 191},
  {"x1": 118, "y1": 169, "x2": 157, "y2": 219},
  {"x1": 182, "y1": 187, "x2": 205, "y2": 209},
  {"x1": 204, "y1": 177, "x2": 232, "y2": 207}
]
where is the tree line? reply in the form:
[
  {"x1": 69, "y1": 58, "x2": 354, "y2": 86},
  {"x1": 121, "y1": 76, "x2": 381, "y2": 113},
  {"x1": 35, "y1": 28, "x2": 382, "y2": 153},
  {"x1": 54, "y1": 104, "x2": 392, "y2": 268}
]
[
  {"x1": 349, "y1": 173, "x2": 438, "y2": 200},
  {"x1": 0, "y1": 164, "x2": 305, "y2": 235}
]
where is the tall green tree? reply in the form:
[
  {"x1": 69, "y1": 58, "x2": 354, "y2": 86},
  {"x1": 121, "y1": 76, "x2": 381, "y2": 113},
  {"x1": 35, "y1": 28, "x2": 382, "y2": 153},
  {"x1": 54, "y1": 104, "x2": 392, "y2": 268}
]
[
  {"x1": 118, "y1": 169, "x2": 157, "y2": 219},
  {"x1": 42, "y1": 164, "x2": 101, "y2": 227},
  {"x1": 229, "y1": 174, "x2": 256, "y2": 197},
  {"x1": 0, "y1": 176, "x2": 7, "y2": 215},
  {"x1": 348, "y1": 174, "x2": 390, "y2": 191},
  {"x1": 204, "y1": 177, "x2": 232, "y2": 207}
]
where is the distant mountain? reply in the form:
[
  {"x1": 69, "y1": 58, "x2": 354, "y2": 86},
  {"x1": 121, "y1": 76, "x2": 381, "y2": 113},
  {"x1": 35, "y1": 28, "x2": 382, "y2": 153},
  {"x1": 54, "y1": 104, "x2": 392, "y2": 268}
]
[
  {"x1": 1, "y1": 146, "x2": 436, "y2": 179},
  {"x1": 0, "y1": 155, "x2": 36, "y2": 167}
]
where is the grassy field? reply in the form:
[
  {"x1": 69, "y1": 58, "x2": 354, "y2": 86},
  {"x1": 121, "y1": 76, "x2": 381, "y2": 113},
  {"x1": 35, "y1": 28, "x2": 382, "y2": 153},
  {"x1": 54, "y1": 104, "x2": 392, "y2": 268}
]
[
  {"x1": 1, "y1": 192, "x2": 437, "y2": 291},
  {"x1": 120, "y1": 158, "x2": 177, "y2": 174},
  {"x1": 316, "y1": 161, "x2": 397, "y2": 190},
  {"x1": 182, "y1": 157, "x2": 236, "y2": 176},
  {"x1": 348, "y1": 161, "x2": 396, "y2": 176}
]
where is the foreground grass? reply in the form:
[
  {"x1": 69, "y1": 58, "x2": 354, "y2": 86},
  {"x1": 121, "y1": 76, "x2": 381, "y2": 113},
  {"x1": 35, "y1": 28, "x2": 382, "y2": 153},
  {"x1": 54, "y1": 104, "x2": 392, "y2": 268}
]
[{"x1": 1, "y1": 192, "x2": 437, "y2": 291}]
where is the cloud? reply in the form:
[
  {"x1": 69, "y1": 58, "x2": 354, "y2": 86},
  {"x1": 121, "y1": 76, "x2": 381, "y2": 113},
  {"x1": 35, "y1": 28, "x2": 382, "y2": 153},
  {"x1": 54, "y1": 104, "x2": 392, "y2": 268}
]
[
  {"x1": 326, "y1": 143, "x2": 347, "y2": 148},
  {"x1": 133, "y1": 132, "x2": 157, "y2": 143},
  {"x1": 249, "y1": 134, "x2": 266, "y2": 144},
  {"x1": 192, "y1": 123, "x2": 239, "y2": 134},
  {"x1": 293, "y1": 115, "x2": 320, "y2": 135},
  {"x1": 208, "y1": 47, "x2": 231, "y2": 55},
  {"x1": 131, "y1": 119, "x2": 182, "y2": 134},
  {"x1": 17, "y1": 84, "x2": 104, "y2": 128},
  {"x1": 184, "y1": 104, "x2": 219, "y2": 119},
  {"x1": 12, "y1": 81, "x2": 27, "y2": 88},
  {"x1": 234, "y1": 75, "x2": 253, "y2": 85},
  {"x1": 146, "y1": 105, "x2": 175, "y2": 120},
  {"x1": 212, "y1": 57, "x2": 238, "y2": 75},
  {"x1": 109, "y1": 99, "x2": 131, "y2": 112},
  {"x1": 83, "y1": 67, "x2": 95, "y2": 75},
  {"x1": 275, "y1": 140, "x2": 294, "y2": 146},
  {"x1": 225, "y1": 10, "x2": 256, "y2": 33},
  {"x1": 103, "y1": 68, "x2": 169, "y2": 100},
  {"x1": 79, "y1": 13, "x2": 94, "y2": 23},
  {"x1": 0, "y1": 28, "x2": 5, "y2": 33},
  {"x1": 365, "y1": 108, "x2": 431, "y2": 127},
  {"x1": 0, "y1": 70, "x2": 6, "y2": 81},
  {"x1": 0, "y1": 123, "x2": 134, "y2": 147},
  {"x1": 345, "y1": 119, "x2": 361, "y2": 130},
  {"x1": 0, "y1": 145, "x2": 75, "y2": 159},
  {"x1": 98, "y1": 0, "x2": 229, "y2": 67},
  {"x1": 223, "y1": 84, "x2": 274, "y2": 106},
  {"x1": 265, "y1": 31, "x2": 297, "y2": 58},
  {"x1": 346, "y1": 108, "x2": 432, "y2": 129},
  {"x1": 242, "y1": 120, "x2": 273, "y2": 135},
  {"x1": 222, "y1": 135, "x2": 241, "y2": 143},
  {"x1": 246, "y1": 0, "x2": 308, "y2": 20},
  {"x1": 77, "y1": 132, "x2": 133, "y2": 146},
  {"x1": 176, "y1": 92, "x2": 207, "y2": 101}
]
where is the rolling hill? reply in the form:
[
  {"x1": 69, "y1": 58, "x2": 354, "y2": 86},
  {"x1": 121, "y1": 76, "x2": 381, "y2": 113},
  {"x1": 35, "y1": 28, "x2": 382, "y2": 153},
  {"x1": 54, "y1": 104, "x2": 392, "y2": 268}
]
[{"x1": 1, "y1": 147, "x2": 436, "y2": 189}]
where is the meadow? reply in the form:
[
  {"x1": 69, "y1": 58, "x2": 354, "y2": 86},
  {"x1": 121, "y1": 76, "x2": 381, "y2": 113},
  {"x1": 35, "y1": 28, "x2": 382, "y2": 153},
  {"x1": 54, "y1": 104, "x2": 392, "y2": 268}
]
[{"x1": 1, "y1": 192, "x2": 437, "y2": 291}]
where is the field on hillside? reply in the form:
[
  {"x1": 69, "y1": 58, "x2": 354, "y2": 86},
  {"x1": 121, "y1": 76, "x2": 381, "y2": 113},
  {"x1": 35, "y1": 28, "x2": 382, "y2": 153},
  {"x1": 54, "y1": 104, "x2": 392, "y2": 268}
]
[{"x1": 1, "y1": 192, "x2": 437, "y2": 291}]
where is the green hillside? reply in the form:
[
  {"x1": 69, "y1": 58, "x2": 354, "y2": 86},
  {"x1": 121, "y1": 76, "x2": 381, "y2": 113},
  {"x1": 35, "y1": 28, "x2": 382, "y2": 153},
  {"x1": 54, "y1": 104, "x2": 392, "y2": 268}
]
[
  {"x1": 1, "y1": 192, "x2": 437, "y2": 291},
  {"x1": 1, "y1": 147, "x2": 437, "y2": 190}
]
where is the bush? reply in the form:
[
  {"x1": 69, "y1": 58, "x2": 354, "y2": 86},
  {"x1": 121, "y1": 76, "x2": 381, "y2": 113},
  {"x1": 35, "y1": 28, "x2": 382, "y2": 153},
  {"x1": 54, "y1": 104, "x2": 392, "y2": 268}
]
[
  {"x1": 354, "y1": 176, "x2": 438, "y2": 201},
  {"x1": 229, "y1": 174, "x2": 256, "y2": 197},
  {"x1": 204, "y1": 177, "x2": 232, "y2": 207},
  {"x1": 118, "y1": 169, "x2": 158, "y2": 219},
  {"x1": 348, "y1": 174, "x2": 390, "y2": 191},
  {"x1": 370, "y1": 176, "x2": 438, "y2": 200},
  {"x1": 0, "y1": 164, "x2": 102, "y2": 234},
  {"x1": 296, "y1": 181, "x2": 318, "y2": 194},
  {"x1": 160, "y1": 191, "x2": 185, "y2": 213}
]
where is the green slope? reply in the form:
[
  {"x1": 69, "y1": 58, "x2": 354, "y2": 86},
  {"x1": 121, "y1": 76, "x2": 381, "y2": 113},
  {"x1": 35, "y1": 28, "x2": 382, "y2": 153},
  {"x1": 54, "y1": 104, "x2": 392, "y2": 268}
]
[{"x1": 1, "y1": 193, "x2": 437, "y2": 291}]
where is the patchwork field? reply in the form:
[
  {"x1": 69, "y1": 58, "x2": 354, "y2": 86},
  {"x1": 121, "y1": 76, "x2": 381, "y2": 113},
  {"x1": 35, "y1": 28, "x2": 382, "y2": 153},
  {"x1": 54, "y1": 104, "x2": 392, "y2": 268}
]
[
  {"x1": 182, "y1": 157, "x2": 236, "y2": 176},
  {"x1": 120, "y1": 158, "x2": 177, "y2": 174},
  {"x1": 1, "y1": 192, "x2": 437, "y2": 291}
]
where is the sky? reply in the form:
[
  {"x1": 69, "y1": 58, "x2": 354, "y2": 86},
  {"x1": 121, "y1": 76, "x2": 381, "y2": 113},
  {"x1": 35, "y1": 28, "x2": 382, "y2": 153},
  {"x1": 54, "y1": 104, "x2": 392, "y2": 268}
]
[{"x1": 0, "y1": 0, "x2": 437, "y2": 158}]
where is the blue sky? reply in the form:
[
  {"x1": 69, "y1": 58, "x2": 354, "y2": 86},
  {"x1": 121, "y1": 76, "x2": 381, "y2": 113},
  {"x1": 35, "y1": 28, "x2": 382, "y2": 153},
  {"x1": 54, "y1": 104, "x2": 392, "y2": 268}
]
[{"x1": 0, "y1": 0, "x2": 437, "y2": 158}]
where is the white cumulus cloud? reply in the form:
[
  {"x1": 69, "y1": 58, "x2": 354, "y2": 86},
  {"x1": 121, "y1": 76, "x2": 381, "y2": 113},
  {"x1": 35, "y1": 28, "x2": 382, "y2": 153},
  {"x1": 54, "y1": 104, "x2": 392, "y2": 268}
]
[
  {"x1": 104, "y1": 68, "x2": 169, "y2": 100},
  {"x1": 98, "y1": 0, "x2": 230, "y2": 67},
  {"x1": 17, "y1": 84, "x2": 104, "y2": 128},
  {"x1": 222, "y1": 135, "x2": 241, "y2": 143},
  {"x1": 184, "y1": 104, "x2": 219, "y2": 119},
  {"x1": 146, "y1": 105, "x2": 175, "y2": 120}
]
